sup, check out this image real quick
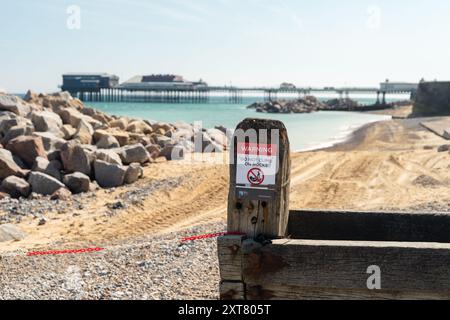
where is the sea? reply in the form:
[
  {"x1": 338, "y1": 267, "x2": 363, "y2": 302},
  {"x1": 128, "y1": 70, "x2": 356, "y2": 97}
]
[{"x1": 85, "y1": 95, "x2": 403, "y2": 151}]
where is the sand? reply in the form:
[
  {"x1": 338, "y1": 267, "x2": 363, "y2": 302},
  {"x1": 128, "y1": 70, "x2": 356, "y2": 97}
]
[{"x1": 1, "y1": 117, "x2": 450, "y2": 253}]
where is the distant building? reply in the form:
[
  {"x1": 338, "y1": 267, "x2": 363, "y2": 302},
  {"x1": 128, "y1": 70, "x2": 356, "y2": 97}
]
[
  {"x1": 61, "y1": 73, "x2": 119, "y2": 94},
  {"x1": 280, "y1": 82, "x2": 296, "y2": 90},
  {"x1": 380, "y1": 80, "x2": 418, "y2": 93},
  {"x1": 120, "y1": 74, "x2": 207, "y2": 90}
]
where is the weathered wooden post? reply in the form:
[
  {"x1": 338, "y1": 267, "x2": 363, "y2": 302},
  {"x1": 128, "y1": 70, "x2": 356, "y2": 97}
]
[{"x1": 218, "y1": 118, "x2": 291, "y2": 300}]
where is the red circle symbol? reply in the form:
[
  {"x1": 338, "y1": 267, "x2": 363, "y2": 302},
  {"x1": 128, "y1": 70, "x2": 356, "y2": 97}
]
[{"x1": 247, "y1": 168, "x2": 265, "y2": 185}]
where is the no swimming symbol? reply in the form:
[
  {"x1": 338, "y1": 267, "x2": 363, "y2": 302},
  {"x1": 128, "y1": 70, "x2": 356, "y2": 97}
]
[{"x1": 247, "y1": 168, "x2": 265, "y2": 185}]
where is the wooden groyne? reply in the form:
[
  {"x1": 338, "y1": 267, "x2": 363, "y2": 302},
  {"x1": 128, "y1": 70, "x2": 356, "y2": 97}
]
[{"x1": 218, "y1": 118, "x2": 450, "y2": 300}]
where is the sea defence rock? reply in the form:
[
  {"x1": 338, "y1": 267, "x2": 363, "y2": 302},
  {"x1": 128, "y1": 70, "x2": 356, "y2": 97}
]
[
  {"x1": 1, "y1": 176, "x2": 31, "y2": 198},
  {"x1": 0, "y1": 149, "x2": 27, "y2": 179},
  {"x1": 6, "y1": 136, "x2": 47, "y2": 167},
  {"x1": 28, "y1": 171, "x2": 65, "y2": 195},
  {"x1": 74, "y1": 118, "x2": 94, "y2": 145},
  {"x1": 32, "y1": 156, "x2": 62, "y2": 181},
  {"x1": 94, "y1": 160, "x2": 127, "y2": 188},
  {"x1": 119, "y1": 144, "x2": 150, "y2": 165},
  {"x1": 124, "y1": 163, "x2": 143, "y2": 184},
  {"x1": 60, "y1": 141, "x2": 91, "y2": 175},
  {"x1": 0, "y1": 94, "x2": 32, "y2": 116},
  {"x1": 2, "y1": 124, "x2": 34, "y2": 145},
  {"x1": 94, "y1": 149, "x2": 122, "y2": 165},
  {"x1": 63, "y1": 172, "x2": 91, "y2": 194},
  {"x1": 413, "y1": 81, "x2": 450, "y2": 117},
  {"x1": 33, "y1": 132, "x2": 66, "y2": 152},
  {"x1": 0, "y1": 92, "x2": 230, "y2": 199},
  {"x1": 96, "y1": 134, "x2": 120, "y2": 149},
  {"x1": 31, "y1": 110, "x2": 63, "y2": 134}
]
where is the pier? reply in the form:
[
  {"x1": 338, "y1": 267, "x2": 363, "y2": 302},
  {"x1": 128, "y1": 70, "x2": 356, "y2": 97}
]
[{"x1": 61, "y1": 73, "x2": 418, "y2": 104}]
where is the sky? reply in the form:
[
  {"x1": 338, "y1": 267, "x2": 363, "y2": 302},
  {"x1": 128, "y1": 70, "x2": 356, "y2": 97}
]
[{"x1": 1, "y1": 0, "x2": 449, "y2": 93}]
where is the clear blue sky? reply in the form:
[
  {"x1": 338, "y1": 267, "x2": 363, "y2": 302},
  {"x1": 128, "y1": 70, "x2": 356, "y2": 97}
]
[{"x1": 1, "y1": 0, "x2": 449, "y2": 93}]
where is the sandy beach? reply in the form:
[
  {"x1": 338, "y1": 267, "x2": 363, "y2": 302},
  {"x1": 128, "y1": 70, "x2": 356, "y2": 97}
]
[{"x1": 2, "y1": 115, "x2": 450, "y2": 299}]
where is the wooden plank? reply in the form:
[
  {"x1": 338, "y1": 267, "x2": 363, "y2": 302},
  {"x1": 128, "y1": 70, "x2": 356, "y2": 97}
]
[
  {"x1": 242, "y1": 239, "x2": 450, "y2": 293},
  {"x1": 246, "y1": 284, "x2": 450, "y2": 300},
  {"x1": 217, "y1": 235, "x2": 246, "y2": 281},
  {"x1": 287, "y1": 210, "x2": 450, "y2": 242},
  {"x1": 220, "y1": 281, "x2": 245, "y2": 300},
  {"x1": 227, "y1": 118, "x2": 291, "y2": 239}
]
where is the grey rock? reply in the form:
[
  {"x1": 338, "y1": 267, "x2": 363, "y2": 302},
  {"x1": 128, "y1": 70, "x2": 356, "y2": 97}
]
[
  {"x1": 94, "y1": 149, "x2": 122, "y2": 165},
  {"x1": 0, "y1": 94, "x2": 31, "y2": 116},
  {"x1": 160, "y1": 144, "x2": 185, "y2": 161},
  {"x1": 60, "y1": 141, "x2": 91, "y2": 175},
  {"x1": 94, "y1": 160, "x2": 127, "y2": 188},
  {"x1": 63, "y1": 172, "x2": 91, "y2": 194},
  {"x1": 0, "y1": 148, "x2": 26, "y2": 179},
  {"x1": 2, "y1": 124, "x2": 34, "y2": 145},
  {"x1": 1, "y1": 176, "x2": 31, "y2": 198},
  {"x1": 61, "y1": 124, "x2": 77, "y2": 140},
  {"x1": 31, "y1": 110, "x2": 63, "y2": 134},
  {"x1": 124, "y1": 163, "x2": 143, "y2": 184},
  {"x1": 32, "y1": 156, "x2": 62, "y2": 181},
  {"x1": 119, "y1": 144, "x2": 150, "y2": 165},
  {"x1": 438, "y1": 144, "x2": 450, "y2": 152},
  {"x1": 28, "y1": 171, "x2": 65, "y2": 195},
  {"x1": 154, "y1": 135, "x2": 172, "y2": 147},
  {"x1": 96, "y1": 134, "x2": 120, "y2": 149},
  {"x1": 33, "y1": 132, "x2": 66, "y2": 152},
  {"x1": 74, "y1": 118, "x2": 94, "y2": 145}
]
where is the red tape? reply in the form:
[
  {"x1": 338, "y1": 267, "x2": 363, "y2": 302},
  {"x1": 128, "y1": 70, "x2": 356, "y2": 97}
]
[
  {"x1": 27, "y1": 247, "x2": 104, "y2": 256},
  {"x1": 180, "y1": 232, "x2": 245, "y2": 243}
]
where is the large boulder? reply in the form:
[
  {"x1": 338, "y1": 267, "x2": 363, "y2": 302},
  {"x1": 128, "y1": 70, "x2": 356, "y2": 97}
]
[
  {"x1": 63, "y1": 172, "x2": 90, "y2": 194},
  {"x1": 32, "y1": 156, "x2": 62, "y2": 181},
  {"x1": 33, "y1": 132, "x2": 66, "y2": 152},
  {"x1": 31, "y1": 111, "x2": 63, "y2": 134},
  {"x1": 109, "y1": 118, "x2": 128, "y2": 130},
  {"x1": 160, "y1": 144, "x2": 185, "y2": 160},
  {"x1": 94, "y1": 160, "x2": 127, "y2": 188},
  {"x1": 94, "y1": 149, "x2": 122, "y2": 165},
  {"x1": 28, "y1": 171, "x2": 65, "y2": 195},
  {"x1": 126, "y1": 120, "x2": 153, "y2": 134},
  {"x1": 111, "y1": 131, "x2": 130, "y2": 146},
  {"x1": 0, "y1": 149, "x2": 27, "y2": 179},
  {"x1": 61, "y1": 124, "x2": 77, "y2": 140},
  {"x1": 154, "y1": 135, "x2": 172, "y2": 147},
  {"x1": 6, "y1": 135, "x2": 47, "y2": 167},
  {"x1": 0, "y1": 94, "x2": 31, "y2": 116},
  {"x1": 57, "y1": 107, "x2": 84, "y2": 127},
  {"x1": 2, "y1": 124, "x2": 34, "y2": 145},
  {"x1": 60, "y1": 141, "x2": 91, "y2": 175},
  {"x1": 119, "y1": 144, "x2": 150, "y2": 165},
  {"x1": 74, "y1": 118, "x2": 94, "y2": 145},
  {"x1": 146, "y1": 144, "x2": 161, "y2": 159},
  {"x1": 206, "y1": 128, "x2": 228, "y2": 147},
  {"x1": 1, "y1": 176, "x2": 31, "y2": 198},
  {"x1": 96, "y1": 134, "x2": 120, "y2": 149},
  {"x1": 124, "y1": 163, "x2": 144, "y2": 184}
]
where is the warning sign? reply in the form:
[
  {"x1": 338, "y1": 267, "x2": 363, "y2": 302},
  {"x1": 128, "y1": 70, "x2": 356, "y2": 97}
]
[{"x1": 236, "y1": 143, "x2": 277, "y2": 188}]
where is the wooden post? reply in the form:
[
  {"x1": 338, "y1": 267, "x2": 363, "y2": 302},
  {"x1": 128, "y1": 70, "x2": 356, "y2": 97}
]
[{"x1": 228, "y1": 118, "x2": 291, "y2": 240}]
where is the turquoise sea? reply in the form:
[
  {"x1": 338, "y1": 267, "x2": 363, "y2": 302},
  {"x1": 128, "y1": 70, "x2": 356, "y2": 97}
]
[{"x1": 87, "y1": 97, "x2": 398, "y2": 151}]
